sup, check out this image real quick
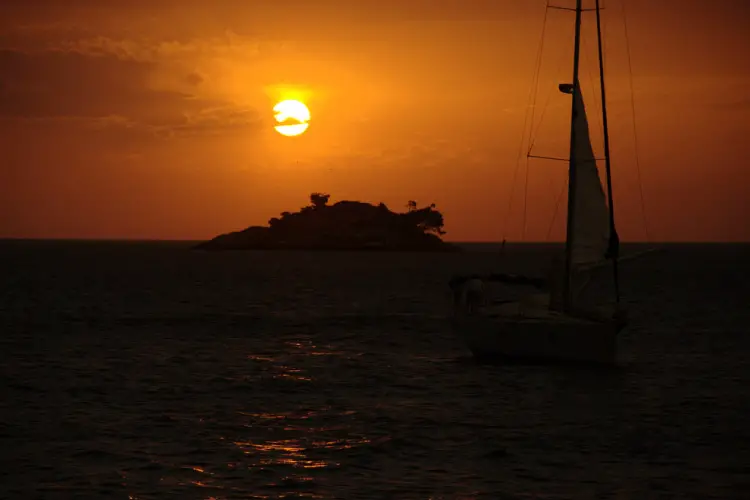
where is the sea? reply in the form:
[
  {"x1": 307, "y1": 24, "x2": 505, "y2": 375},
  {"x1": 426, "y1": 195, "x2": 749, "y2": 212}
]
[{"x1": 1, "y1": 240, "x2": 748, "y2": 499}]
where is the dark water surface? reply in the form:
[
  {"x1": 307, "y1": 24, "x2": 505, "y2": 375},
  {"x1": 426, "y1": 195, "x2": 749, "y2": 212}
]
[{"x1": 1, "y1": 241, "x2": 749, "y2": 499}]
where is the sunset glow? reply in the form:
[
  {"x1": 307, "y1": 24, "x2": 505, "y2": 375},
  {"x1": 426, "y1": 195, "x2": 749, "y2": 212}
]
[{"x1": 1, "y1": 0, "x2": 749, "y2": 241}]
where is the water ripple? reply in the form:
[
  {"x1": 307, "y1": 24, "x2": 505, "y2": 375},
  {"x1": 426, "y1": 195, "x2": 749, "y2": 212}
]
[{"x1": 1, "y1": 242, "x2": 749, "y2": 498}]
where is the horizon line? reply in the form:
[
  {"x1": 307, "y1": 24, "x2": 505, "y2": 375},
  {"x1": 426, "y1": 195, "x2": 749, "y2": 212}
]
[{"x1": 0, "y1": 237, "x2": 748, "y2": 245}]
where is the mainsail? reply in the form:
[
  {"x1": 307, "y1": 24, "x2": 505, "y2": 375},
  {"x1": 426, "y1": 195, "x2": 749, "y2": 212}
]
[{"x1": 561, "y1": 82, "x2": 611, "y2": 266}]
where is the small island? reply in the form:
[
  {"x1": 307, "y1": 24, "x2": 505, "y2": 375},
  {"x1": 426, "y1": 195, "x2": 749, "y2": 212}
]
[{"x1": 195, "y1": 193, "x2": 460, "y2": 252}]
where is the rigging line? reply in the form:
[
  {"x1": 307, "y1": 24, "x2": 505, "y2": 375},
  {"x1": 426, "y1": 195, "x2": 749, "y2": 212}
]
[
  {"x1": 502, "y1": 1, "x2": 550, "y2": 242},
  {"x1": 522, "y1": 2, "x2": 553, "y2": 241},
  {"x1": 522, "y1": 157, "x2": 530, "y2": 240},
  {"x1": 602, "y1": 0, "x2": 608, "y2": 55},
  {"x1": 528, "y1": 3, "x2": 600, "y2": 158},
  {"x1": 522, "y1": 2, "x2": 551, "y2": 241},
  {"x1": 527, "y1": 52, "x2": 568, "y2": 156},
  {"x1": 528, "y1": 3, "x2": 550, "y2": 151},
  {"x1": 622, "y1": 0, "x2": 651, "y2": 242},
  {"x1": 546, "y1": 179, "x2": 569, "y2": 241},
  {"x1": 581, "y1": 31, "x2": 604, "y2": 146}
]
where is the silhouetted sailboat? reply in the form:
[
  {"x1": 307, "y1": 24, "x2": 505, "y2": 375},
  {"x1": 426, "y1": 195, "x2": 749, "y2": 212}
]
[{"x1": 450, "y1": 0, "x2": 630, "y2": 364}]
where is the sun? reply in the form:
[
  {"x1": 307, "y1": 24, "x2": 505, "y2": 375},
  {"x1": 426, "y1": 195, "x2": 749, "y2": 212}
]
[{"x1": 273, "y1": 100, "x2": 310, "y2": 137}]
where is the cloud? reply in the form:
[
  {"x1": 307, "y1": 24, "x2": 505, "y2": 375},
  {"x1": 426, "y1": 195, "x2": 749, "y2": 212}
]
[
  {"x1": 0, "y1": 48, "x2": 178, "y2": 117},
  {"x1": 84, "y1": 106, "x2": 263, "y2": 139},
  {"x1": 3, "y1": 105, "x2": 263, "y2": 141},
  {"x1": 0, "y1": 0, "x2": 514, "y2": 23},
  {"x1": 50, "y1": 31, "x2": 261, "y2": 64},
  {"x1": 169, "y1": 106, "x2": 262, "y2": 135},
  {"x1": 184, "y1": 71, "x2": 203, "y2": 87},
  {"x1": 0, "y1": 29, "x2": 265, "y2": 138}
]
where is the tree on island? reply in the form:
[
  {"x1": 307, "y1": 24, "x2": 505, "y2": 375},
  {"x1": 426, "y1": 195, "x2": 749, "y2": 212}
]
[
  {"x1": 309, "y1": 192, "x2": 330, "y2": 209},
  {"x1": 403, "y1": 202, "x2": 446, "y2": 235}
]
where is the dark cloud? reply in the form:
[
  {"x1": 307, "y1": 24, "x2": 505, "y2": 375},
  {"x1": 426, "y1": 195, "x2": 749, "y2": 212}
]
[
  {"x1": 184, "y1": 71, "x2": 203, "y2": 87},
  {"x1": 81, "y1": 108, "x2": 263, "y2": 142},
  {"x1": 0, "y1": 47, "x2": 261, "y2": 137},
  {"x1": 168, "y1": 106, "x2": 262, "y2": 136},
  {"x1": 0, "y1": 48, "x2": 172, "y2": 117},
  {"x1": 1, "y1": 104, "x2": 263, "y2": 151},
  {"x1": 0, "y1": 0, "x2": 512, "y2": 21},
  {"x1": 86, "y1": 107, "x2": 264, "y2": 140}
]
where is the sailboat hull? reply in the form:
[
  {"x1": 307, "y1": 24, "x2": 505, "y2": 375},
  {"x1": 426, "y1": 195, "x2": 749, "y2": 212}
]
[{"x1": 451, "y1": 306, "x2": 620, "y2": 365}]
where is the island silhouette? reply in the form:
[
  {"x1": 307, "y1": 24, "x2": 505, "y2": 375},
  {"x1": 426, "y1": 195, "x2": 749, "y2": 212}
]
[{"x1": 195, "y1": 193, "x2": 459, "y2": 252}]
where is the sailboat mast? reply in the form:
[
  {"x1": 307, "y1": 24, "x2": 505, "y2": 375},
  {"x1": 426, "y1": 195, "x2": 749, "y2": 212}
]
[
  {"x1": 562, "y1": 0, "x2": 584, "y2": 313},
  {"x1": 595, "y1": 0, "x2": 621, "y2": 303}
]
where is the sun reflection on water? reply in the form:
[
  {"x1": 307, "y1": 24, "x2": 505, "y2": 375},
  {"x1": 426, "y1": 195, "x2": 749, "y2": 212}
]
[
  {"x1": 284, "y1": 339, "x2": 344, "y2": 357},
  {"x1": 233, "y1": 439, "x2": 333, "y2": 470},
  {"x1": 247, "y1": 352, "x2": 316, "y2": 382},
  {"x1": 121, "y1": 342, "x2": 383, "y2": 497}
]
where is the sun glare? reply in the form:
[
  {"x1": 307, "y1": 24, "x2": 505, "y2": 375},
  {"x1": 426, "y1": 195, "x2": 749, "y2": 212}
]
[{"x1": 273, "y1": 100, "x2": 310, "y2": 137}]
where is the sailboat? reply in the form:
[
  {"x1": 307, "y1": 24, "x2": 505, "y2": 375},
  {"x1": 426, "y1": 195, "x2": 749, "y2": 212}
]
[{"x1": 450, "y1": 0, "x2": 628, "y2": 364}]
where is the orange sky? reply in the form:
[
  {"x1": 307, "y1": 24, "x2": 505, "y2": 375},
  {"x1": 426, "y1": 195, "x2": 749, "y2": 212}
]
[{"x1": 1, "y1": 0, "x2": 748, "y2": 242}]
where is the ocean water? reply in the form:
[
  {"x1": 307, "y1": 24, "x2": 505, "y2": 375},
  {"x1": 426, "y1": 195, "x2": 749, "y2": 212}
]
[{"x1": 1, "y1": 240, "x2": 749, "y2": 499}]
